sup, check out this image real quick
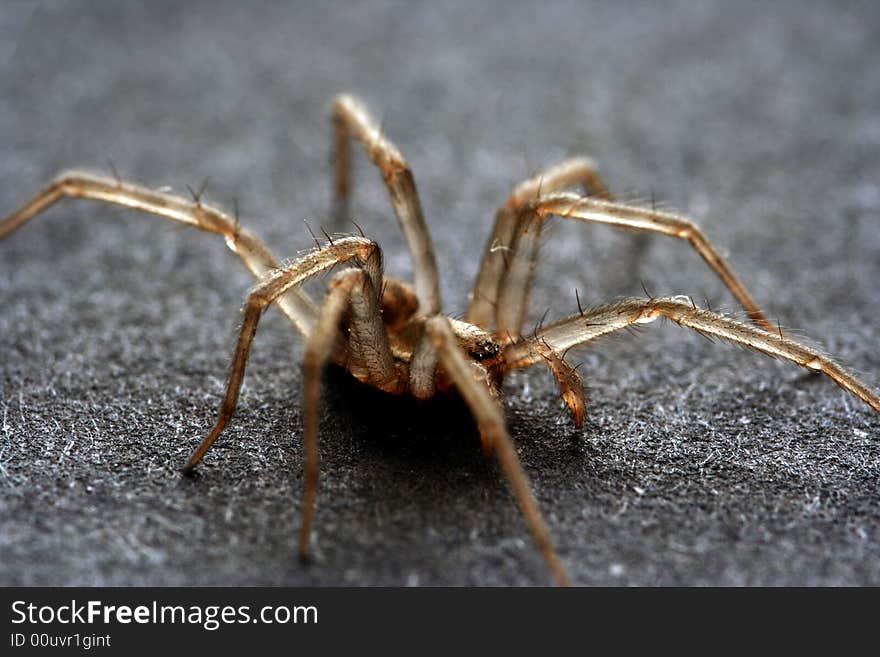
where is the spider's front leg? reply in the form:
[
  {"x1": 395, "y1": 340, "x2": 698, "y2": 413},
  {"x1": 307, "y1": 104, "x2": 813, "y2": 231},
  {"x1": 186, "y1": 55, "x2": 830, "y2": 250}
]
[
  {"x1": 182, "y1": 236, "x2": 392, "y2": 471},
  {"x1": 299, "y1": 265, "x2": 404, "y2": 555},
  {"x1": 425, "y1": 316, "x2": 571, "y2": 586},
  {"x1": 181, "y1": 235, "x2": 404, "y2": 559},
  {"x1": 503, "y1": 297, "x2": 880, "y2": 416}
]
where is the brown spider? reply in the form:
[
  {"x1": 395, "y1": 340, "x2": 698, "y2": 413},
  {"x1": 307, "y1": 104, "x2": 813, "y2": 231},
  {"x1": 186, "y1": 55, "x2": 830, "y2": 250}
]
[{"x1": 2, "y1": 94, "x2": 879, "y2": 586}]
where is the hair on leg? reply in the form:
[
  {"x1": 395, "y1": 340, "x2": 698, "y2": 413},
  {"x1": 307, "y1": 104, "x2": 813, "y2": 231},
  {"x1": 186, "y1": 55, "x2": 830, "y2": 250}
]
[
  {"x1": 183, "y1": 237, "x2": 385, "y2": 471},
  {"x1": 467, "y1": 157, "x2": 612, "y2": 329},
  {"x1": 494, "y1": 193, "x2": 774, "y2": 340},
  {"x1": 503, "y1": 296, "x2": 880, "y2": 415},
  {"x1": 0, "y1": 170, "x2": 318, "y2": 335},
  {"x1": 331, "y1": 94, "x2": 441, "y2": 314}
]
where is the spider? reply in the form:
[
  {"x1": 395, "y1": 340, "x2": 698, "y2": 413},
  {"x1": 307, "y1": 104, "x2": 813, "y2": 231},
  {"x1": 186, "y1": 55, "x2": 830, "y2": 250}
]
[{"x1": 2, "y1": 94, "x2": 879, "y2": 586}]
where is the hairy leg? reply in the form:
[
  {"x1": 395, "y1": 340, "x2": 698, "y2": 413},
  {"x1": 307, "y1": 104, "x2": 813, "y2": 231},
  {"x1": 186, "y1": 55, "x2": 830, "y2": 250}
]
[
  {"x1": 299, "y1": 265, "x2": 404, "y2": 555},
  {"x1": 299, "y1": 281, "x2": 350, "y2": 555},
  {"x1": 536, "y1": 344, "x2": 587, "y2": 428},
  {"x1": 332, "y1": 94, "x2": 441, "y2": 314},
  {"x1": 503, "y1": 296, "x2": 880, "y2": 415},
  {"x1": 183, "y1": 236, "x2": 386, "y2": 471},
  {"x1": 0, "y1": 170, "x2": 317, "y2": 334},
  {"x1": 495, "y1": 193, "x2": 774, "y2": 339},
  {"x1": 425, "y1": 315, "x2": 571, "y2": 586},
  {"x1": 467, "y1": 157, "x2": 612, "y2": 328},
  {"x1": 408, "y1": 325, "x2": 439, "y2": 400}
]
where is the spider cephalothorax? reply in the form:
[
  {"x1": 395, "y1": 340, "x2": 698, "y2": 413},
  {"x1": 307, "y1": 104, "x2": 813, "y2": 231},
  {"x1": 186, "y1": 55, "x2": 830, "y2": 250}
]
[{"x1": 2, "y1": 93, "x2": 878, "y2": 586}]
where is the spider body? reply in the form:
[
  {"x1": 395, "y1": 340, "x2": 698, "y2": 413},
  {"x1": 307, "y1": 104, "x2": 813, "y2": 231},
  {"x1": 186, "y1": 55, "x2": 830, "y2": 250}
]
[
  {"x1": 2, "y1": 93, "x2": 879, "y2": 586},
  {"x1": 329, "y1": 274, "x2": 504, "y2": 395}
]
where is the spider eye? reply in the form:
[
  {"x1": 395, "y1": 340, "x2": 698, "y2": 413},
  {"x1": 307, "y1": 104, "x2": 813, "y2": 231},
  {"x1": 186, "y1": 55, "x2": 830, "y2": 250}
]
[{"x1": 469, "y1": 340, "x2": 500, "y2": 361}]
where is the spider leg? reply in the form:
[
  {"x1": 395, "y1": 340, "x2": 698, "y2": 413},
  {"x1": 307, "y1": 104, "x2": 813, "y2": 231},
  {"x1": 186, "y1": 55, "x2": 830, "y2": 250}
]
[
  {"x1": 299, "y1": 279, "x2": 349, "y2": 556},
  {"x1": 0, "y1": 171, "x2": 318, "y2": 335},
  {"x1": 466, "y1": 157, "x2": 613, "y2": 328},
  {"x1": 183, "y1": 236, "x2": 386, "y2": 471},
  {"x1": 425, "y1": 315, "x2": 571, "y2": 586},
  {"x1": 331, "y1": 94, "x2": 441, "y2": 314},
  {"x1": 299, "y1": 265, "x2": 404, "y2": 555},
  {"x1": 536, "y1": 344, "x2": 587, "y2": 428},
  {"x1": 334, "y1": 270, "x2": 405, "y2": 395},
  {"x1": 408, "y1": 326, "x2": 439, "y2": 399},
  {"x1": 495, "y1": 193, "x2": 774, "y2": 340},
  {"x1": 503, "y1": 296, "x2": 880, "y2": 415}
]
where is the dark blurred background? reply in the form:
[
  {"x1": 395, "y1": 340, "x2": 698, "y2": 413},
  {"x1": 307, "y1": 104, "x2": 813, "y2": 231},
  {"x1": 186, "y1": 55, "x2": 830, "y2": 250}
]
[{"x1": 1, "y1": 0, "x2": 878, "y2": 585}]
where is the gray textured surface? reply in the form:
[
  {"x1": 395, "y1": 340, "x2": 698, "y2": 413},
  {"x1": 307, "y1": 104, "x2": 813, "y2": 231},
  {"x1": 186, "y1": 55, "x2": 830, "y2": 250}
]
[{"x1": 1, "y1": 0, "x2": 879, "y2": 586}]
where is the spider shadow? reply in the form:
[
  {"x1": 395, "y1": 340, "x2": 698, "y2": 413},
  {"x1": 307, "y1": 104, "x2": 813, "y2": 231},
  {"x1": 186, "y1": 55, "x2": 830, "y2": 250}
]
[{"x1": 318, "y1": 365, "x2": 491, "y2": 469}]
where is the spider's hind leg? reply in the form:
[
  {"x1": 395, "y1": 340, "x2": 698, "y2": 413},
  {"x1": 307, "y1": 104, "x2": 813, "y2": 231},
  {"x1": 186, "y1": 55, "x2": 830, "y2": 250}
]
[
  {"x1": 331, "y1": 94, "x2": 441, "y2": 314},
  {"x1": 494, "y1": 193, "x2": 774, "y2": 341},
  {"x1": 467, "y1": 157, "x2": 613, "y2": 329},
  {"x1": 0, "y1": 170, "x2": 318, "y2": 334}
]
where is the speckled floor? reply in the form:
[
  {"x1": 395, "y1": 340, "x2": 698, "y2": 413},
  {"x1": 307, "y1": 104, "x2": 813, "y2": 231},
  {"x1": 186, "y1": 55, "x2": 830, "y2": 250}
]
[{"x1": 1, "y1": 0, "x2": 878, "y2": 586}]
